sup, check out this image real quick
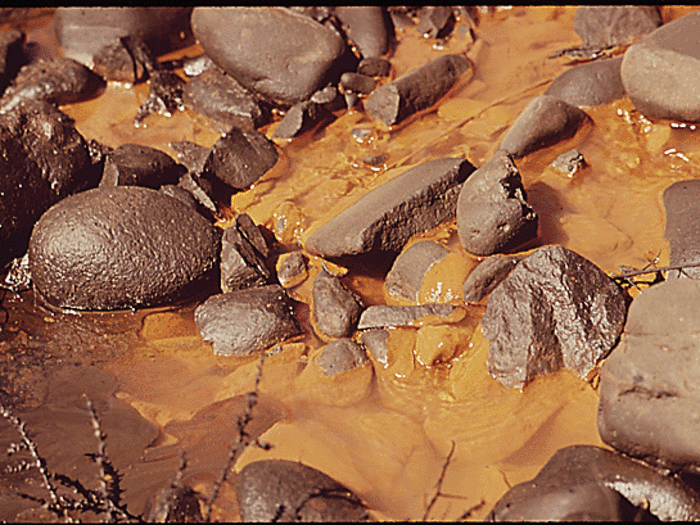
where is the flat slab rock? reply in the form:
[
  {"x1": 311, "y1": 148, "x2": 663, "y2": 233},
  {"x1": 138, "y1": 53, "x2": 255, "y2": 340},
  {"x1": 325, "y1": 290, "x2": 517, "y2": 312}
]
[
  {"x1": 305, "y1": 158, "x2": 474, "y2": 258},
  {"x1": 545, "y1": 56, "x2": 625, "y2": 108},
  {"x1": 663, "y1": 179, "x2": 700, "y2": 279},
  {"x1": 358, "y1": 303, "x2": 455, "y2": 330},
  {"x1": 482, "y1": 245, "x2": 627, "y2": 389}
]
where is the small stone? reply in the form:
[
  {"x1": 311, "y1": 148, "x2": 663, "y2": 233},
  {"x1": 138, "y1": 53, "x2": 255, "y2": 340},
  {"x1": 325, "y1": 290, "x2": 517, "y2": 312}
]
[
  {"x1": 385, "y1": 241, "x2": 449, "y2": 302},
  {"x1": 358, "y1": 304, "x2": 455, "y2": 330},
  {"x1": 335, "y1": 6, "x2": 390, "y2": 58},
  {"x1": 357, "y1": 57, "x2": 390, "y2": 78},
  {"x1": 177, "y1": 172, "x2": 218, "y2": 217},
  {"x1": 359, "y1": 329, "x2": 389, "y2": 364},
  {"x1": 551, "y1": 149, "x2": 586, "y2": 175},
  {"x1": 170, "y1": 140, "x2": 209, "y2": 174},
  {"x1": 344, "y1": 92, "x2": 359, "y2": 110},
  {"x1": 462, "y1": 255, "x2": 521, "y2": 304},
  {"x1": 272, "y1": 100, "x2": 329, "y2": 139},
  {"x1": 316, "y1": 338, "x2": 368, "y2": 376},
  {"x1": 0, "y1": 29, "x2": 25, "y2": 94},
  {"x1": 415, "y1": 6, "x2": 455, "y2": 39},
  {"x1": 92, "y1": 39, "x2": 145, "y2": 84},
  {"x1": 133, "y1": 69, "x2": 185, "y2": 126},
  {"x1": 182, "y1": 53, "x2": 216, "y2": 77},
  {"x1": 663, "y1": 179, "x2": 700, "y2": 279},
  {"x1": 312, "y1": 270, "x2": 364, "y2": 339},
  {"x1": 310, "y1": 85, "x2": 343, "y2": 111},
  {"x1": 99, "y1": 144, "x2": 185, "y2": 189},
  {"x1": 545, "y1": 56, "x2": 625, "y2": 107},
  {"x1": 159, "y1": 184, "x2": 198, "y2": 211},
  {"x1": 573, "y1": 6, "x2": 661, "y2": 49},
  {"x1": 339, "y1": 72, "x2": 376, "y2": 95},
  {"x1": 276, "y1": 251, "x2": 308, "y2": 288},
  {"x1": 220, "y1": 219, "x2": 270, "y2": 293},
  {"x1": 362, "y1": 153, "x2": 386, "y2": 167},
  {"x1": 233, "y1": 212, "x2": 269, "y2": 258},
  {"x1": 351, "y1": 128, "x2": 372, "y2": 142}
]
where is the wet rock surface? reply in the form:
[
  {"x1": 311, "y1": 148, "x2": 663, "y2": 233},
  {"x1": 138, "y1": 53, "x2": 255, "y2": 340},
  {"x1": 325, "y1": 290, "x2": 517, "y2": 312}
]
[
  {"x1": 545, "y1": 56, "x2": 625, "y2": 107},
  {"x1": 276, "y1": 251, "x2": 308, "y2": 288},
  {"x1": 663, "y1": 179, "x2": 700, "y2": 279},
  {"x1": 574, "y1": 6, "x2": 662, "y2": 49},
  {"x1": 0, "y1": 29, "x2": 25, "y2": 94},
  {"x1": 358, "y1": 304, "x2": 455, "y2": 330},
  {"x1": 29, "y1": 186, "x2": 220, "y2": 310},
  {"x1": 236, "y1": 459, "x2": 370, "y2": 522},
  {"x1": 312, "y1": 270, "x2": 364, "y2": 339},
  {"x1": 92, "y1": 39, "x2": 147, "y2": 84},
  {"x1": 385, "y1": 241, "x2": 449, "y2": 302},
  {"x1": 305, "y1": 158, "x2": 474, "y2": 258},
  {"x1": 194, "y1": 285, "x2": 301, "y2": 357},
  {"x1": 316, "y1": 338, "x2": 368, "y2": 377},
  {"x1": 272, "y1": 100, "x2": 330, "y2": 140},
  {"x1": 335, "y1": 6, "x2": 390, "y2": 59},
  {"x1": 489, "y1": 445, "x2": 700, "y2": 521},
  {"x1": 415, "y1": 6, "x2": 455, "y2": 39},
  {"x1": 359, "y1": 329, "x2": 389, "y2": 365},
  {"x1": 482, "y1": 245, "x2": 627, "y2": 389},
  {"x1": 220, "y1": 213, "x2": 271, "y2": 293},
  {"x1": 99, "y1": 144, "x2": 185, "y2": 188},
  {"x1": 462, "y1": 255, "x2": 521, "y2": 304},
  {"x1": 551, "y1": 148, "x2": 586, "y2": 175},
  {"x1": 357, "y1": 57, "x2": 390, "y2": 78}
]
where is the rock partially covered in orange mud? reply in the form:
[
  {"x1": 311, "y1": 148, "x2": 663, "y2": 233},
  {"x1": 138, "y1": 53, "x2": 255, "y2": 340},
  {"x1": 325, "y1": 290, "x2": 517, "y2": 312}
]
[
  {"x1": 317, "y1": 338, "x2": 368, "y2": 376},
  {"x1": 385, "y1": 240, "x2": 449, "y2": 303},
  {"x1": 312, "y1": 270, "x2": 364, "y2": 339}
]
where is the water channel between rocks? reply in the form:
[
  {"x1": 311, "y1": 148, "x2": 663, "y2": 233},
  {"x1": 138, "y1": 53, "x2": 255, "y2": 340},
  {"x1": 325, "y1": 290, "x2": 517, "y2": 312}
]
[{"x1": 1, "y1": 6, "x2": 699, "y2": 522}]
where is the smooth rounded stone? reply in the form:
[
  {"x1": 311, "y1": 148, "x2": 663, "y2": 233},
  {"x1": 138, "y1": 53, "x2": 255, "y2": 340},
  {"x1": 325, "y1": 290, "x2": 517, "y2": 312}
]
[
  {"x1": 462, "y1": 255, "x2": 521, "y2": 304},
  {"x1": 182, "y1": 54, "x2": 216, "y2": 77},
  {"x1": 385, "y1": 241, "x2": 449, "y2": 302},
  {"x1": 191, "y1": 7, "x2": 349, "y2": 106},
  {"x1": 316, "y1": 338, "x2": 368, "y2": 377},
  {"x1": 663, "y1": 180, "x2": 700, "y2": 279},
  {"x1": 359, "y1": 329, "x2": 389, "y2": 365},
  {"x1": 335, "y1": 7, "x2": 390, "y2": 58},
  {"x1": 622, "y1": 11, "x2": 700, "y2": 122},
  {"x1": 551, "y1": 148, "x2": 586, "y2": 175},
  {"x1": 573, "y1": 6, "x2": 661, "y2": 49},
  {"x1": 456, "y1": 153, "x2": 538, "y2": 256},
  {"x1": 29, "y1": 186, "x2": 220, "y2": 311},
  {"x1": 271, "y1": 100, "x2": 329, "y2": 139},
  {"x1": 0, "y1": 57, "x2": 105, "y2": 115},
  {"x1": 482, "y1": 245, "x2": 627, "y2": 389},
  {"x1": 312, "y1": 270, "x2": 364, "y2": 339},
  {"x1": 276, "y1": 251, "x2": 308, "y2": 288},
  {"x1": 194, "y1": 285, "x2": 301, "y2": 357},
  {"x1": 99, "y1": 144, "x2": 185, "y2": 189},
  {"x1": 365, "y1": 54, "x2": 471, "y2": 127},
  {"x1": 598, "y1": 279, "x2": 700, "y2": 474},
  {"x1": 339, "y1": 72, "x2": 376, "y2": 95},
  {"x1": 358, "y1": 304, "x2": 455, "y2": 330},
  {"x1": 236, "y1": 459, "x2": 370, "y2": 522},
  {"x1": 415, "y1": 6, "x2": 455, "y2": 39},
  {"x1": 357, "y1": 56, "x2": 390, "y2": 78},
  {"x1": 545, "y1": 56, "x2": 625, "y2": 107},
  {"x1": 183, "y1": 67, "x2": 268, "y2": 130},
  {"x1": 0, "y1": 29, "x2": 25, "y2": 94},
  {"x1": 489, "y1": 445, "x2": 700, "y2": 522},
  {"x1": 497, "y1": 95, "x2": 591, "y2": 158},
  {"x1": 202, "y1": 127, "x2": 278, "y2": 190},
  {"x1": 305, "y1": 158, "x2": 474, "y2": 258}
]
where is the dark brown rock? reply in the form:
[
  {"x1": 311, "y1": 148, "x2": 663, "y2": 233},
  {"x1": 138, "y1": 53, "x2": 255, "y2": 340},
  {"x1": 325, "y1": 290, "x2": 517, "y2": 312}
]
[
  {"x1": 385, "y1": 241, "x2": 449, "y2": 302},
  {"x1": 312, "y1": 270, "x2": 364, "y2": 339},
  {"x1": 317, "y1": 338, "x2": 368, "y2": 376},
  {"x1": 357, "y1": 57, "x2": 390, "y2": 78},
  {"x1": 133, "y1": 69, "x2": 185, "y2": 127},
  {"x1": 305, "y1": 158, "x2": 475, "y2": 258},
  {"x1": 92, "y1": 39, "x2": 145, "y2": 84},
  {"x1": 545, "y1": 56, "x2": 625, "y2": 107},
  {"x1": 573, "y1": 6, "x2": 661, "y2": 49},
  {"x1": 177, "y1": 172, "x2": 218, "y2": 218},
  {"x1": 482, "y1": 245, "x2": 627, "y2": 389},
  {"x1": 0, "y1": 29, "x2": 25, "y2": 94},
  {"x1": 220, "y1": 214, "x2": 270, "y2": 293},
  {"x1": 359, "y1": 329, "x2": 389, "y2": 365},
  {"x1": 99, "y1": 144, "x2": 185, "y2": 189},
  {"x1": 335, "y1": 6, "x2": 390, "y2": 58},
  {"x1": 170, "y1": 140, "x2": 209, "y2": 174},
  {"x1": 158, "y1": 184, "x2": 198, "y2": 211},
  {"x1": 277, "y1": 251, "x2": 308, "y2": 288},
  {"x1": 358, "y1": 304, "x2": 455, "y2": 330},
  {"x1": 272, "y1": 100, "x2": 330, "y2": 139},
  {"x1": 339, "y1": 72, "x2": 376, "y2": 95},
  {"x1": 195, "y1": 285, "x2": 301, "y2": 357},
  {"x1": 415, "y1": 6, "x2": 455, "y2": 39},
  {"x1": 462, "y1": 255, "x2": 521, "y2": 304},
  {"x1": 663, "y1": 179, "x2": 700, "y2": 279}
]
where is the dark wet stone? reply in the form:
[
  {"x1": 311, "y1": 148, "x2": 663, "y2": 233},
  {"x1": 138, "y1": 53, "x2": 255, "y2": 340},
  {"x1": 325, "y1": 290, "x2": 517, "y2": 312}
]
[
  {"x1": 92, "y1": 39, "x2": 145, "y2": 84},
  {"x1": 574, "y1": 6, "x2": 661, "y2": 49},
  {"x1": 456, "y1": 152, "x2": 538, "y2": 256},
  {"x1": 358, "y1": 304, "x2": 455, "y2": 330},
  {"x1": 551, "y1": 148, "x2": 586, "y2": 175},
  {"x1": 220, "y1": 216, "x2": 271, "y2": 293},
  {"x1": 335, "y1": 6, "x2": 390, "y2": 59},
  {"x1": 182, "y1": 53, "x2": 216, "y2": 77},
  {"x1": 99, "y1": 144, "x2": 185, "y2": 189},
  {"x1": 192, "y1": 7, "x2": 349, "y2": 106},
  {"x1": 482, "y1": 245, "x2": 627, "y2": 389},
  {"x1": 365, "y1": 54, "x2": 471, "y2": 127},
  {"x1": 363, "y1": 153, "x2": 386, "y2": 167},
  {"x1": 415, "y1": 6, "x2": 455, "y2": 39},
  {"x1": 317, "y1": 338, "x2": 368, "y2": 377},
  {"x1": 202, "y1": 127, "x2": 278, "y2": 190},
  {"x1": 0, "y1": 57, "x2": 104, "y2": 114},
  {"x1": 183, "y1": 67, "x2": 268, "y2": 130},
  {"x1": 462, "y1": 255, "x2": 521, "y2": 304},
  {"x1": 545, "y1": 56, "x2": 625, "y2": 107},
  {"x1": 357, "y1": 57, "x2": 391, "y2": 78},
  {"x1": 663, "y1": 180, "x2": 700, "y2": 279},
  {"x1": 312, "y1": 270, "x2": 364, "y2": 339},
  {"x1": 133, "y1": 69, "x2": 185, "y2": 127},
  {"x1": 622, "y1": 11, "x2": 700, "y2": 122},
  {"x1": 29, "y1": 186, "x2": 220, "y2": 311},
  {"x1": 0, "y1": 29, "x2": 25, "y2": 94},
  {"x1": 159, "y1": 184, "x2": 198, "y2": 211},
  {"x1": 340, "y1": 72, "x2": 376, "y2": 95},
  {"x1": 598, "y1": 279, "x2": 700, "y2": 474},
  {"x1": 170, "y1": 140, "x2": 209, "y2": 174},
  {"x1": 306, "y1": 158, "x2": 474, "y2": 258},
  {"x1": 272, "y1": 100, "x2": 330, "y2": 139},
  {"x1": 177, "y1": 172, "x2": 218, "y2": 218},
  {"x1": 194, "y1": 285, "x2": 301, "y2": 357},
  {"x1": 233, "y1": 212, "x2": 269, "y2": 258},
  {"x1": 497, "y1": 95, "x2": 591, "y2": 158},
  {"x1": 489, "y1": 445, "x2": 700, "y2": 521},
  {"x1": 385, "y1": 240, "x2": 449, "y2": 302},
  {"x1": 359, "y1": 329, "x2": 389, "y2": 365},
  {"x1": 237, "y1": 459, "x2": 370, "y2": 522},
  {"x1": 277, "y1": 251, "x2": 308, "y2": 288}
]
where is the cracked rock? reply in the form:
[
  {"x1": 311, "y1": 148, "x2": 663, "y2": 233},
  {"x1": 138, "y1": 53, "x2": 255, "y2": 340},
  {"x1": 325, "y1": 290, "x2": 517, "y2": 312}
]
[{"x1": 220, "y1": 214, "x2": 270, "y2": 293}]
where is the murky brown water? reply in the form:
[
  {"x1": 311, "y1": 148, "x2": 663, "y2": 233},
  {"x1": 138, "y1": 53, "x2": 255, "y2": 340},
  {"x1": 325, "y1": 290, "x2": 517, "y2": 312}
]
[{"x1": 1, "y1": 6, "x2": 700, "y2": 522}]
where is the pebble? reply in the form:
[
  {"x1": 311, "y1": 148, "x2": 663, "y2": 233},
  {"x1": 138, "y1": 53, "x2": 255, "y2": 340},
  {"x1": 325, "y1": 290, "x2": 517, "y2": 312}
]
[
  {"x1": 335, "y1": 6, "x2": 390, "y2": 59},
  {"x1": 358, "y1": 304, "x2": 455, "y2": 330},
  {"x1": 357, "y1": 56, "x2": 391, "y2": 78},
  {"x1": 92, "y1": 40, "x2": 145, "y2": 84},
  {"x1": 573, "y1": 6, "x2": 662, "y2": 49},
  {"x1": 182, "y1": 54, "x2": 216, "y2": 77},
  {"x1": 316, "y1": 338, "x2": 368, "y2": 376},
  {"x1": 276, "y1": 251, "x2": 308, "y2": 288},
  {"x1": 0, "y1": 29, "x2": 25, "y2": 94},
  {"x1": 551, "y1": 149, "x2": 586, "y2": 175},
  {"x1": 385, "y1": 240, "x2": 449, "y2": 302},
  {"x1": 415, "y1": 6, "x2": 455, "y2": 39},
  {"x1": 220, "y1": 214, "x2": 270, "y2": 293},
  {"x1": 462, "y1": 255, "x2": 522, "y2": 304},
  {"x1": 359, "y1": 329, "x2": 389, "y2": 364},
  {"x1": 99, "y1": 144, "x2": 185, "y2": 189},
  {"x1": 663, "y1": 179, "x2": 700, "y2": 279},
  {"x1": 545, "y1": 56, "x2": 625, "y2": 107},
  {"x1": 312, "y1": 270, "x2": 364, "y2": 339},
  {"x1": 339, "y1": 72, "x2": 376, "y2": 95},
  {"x1": 272, "y1": 100, "x2": 329, "y2": 139}
]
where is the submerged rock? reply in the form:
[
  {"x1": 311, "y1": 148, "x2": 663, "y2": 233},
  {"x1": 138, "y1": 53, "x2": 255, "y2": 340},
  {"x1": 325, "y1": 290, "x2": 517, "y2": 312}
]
[
  {"x1": 316, "y1": 338, "x2": 368, "y2": 377},
  {"x1": 312, "y1": 270, "x2": 364, "y2": 339},
  {"x1": 385, "y1": 240, "x2": 449, "y2": 303}
]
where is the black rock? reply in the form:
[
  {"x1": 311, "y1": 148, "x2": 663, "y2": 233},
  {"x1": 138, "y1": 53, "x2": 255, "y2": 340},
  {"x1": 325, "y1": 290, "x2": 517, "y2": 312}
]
[
  {"x1": 177, "y1": 171, "x2": 218, "y2": 218},
  {"x1": 357, "y1": 56, "x2": 391, "y2": 78},
  {"x1": 312, "y1": 270, "x2": 364, "y2": 339},
  {"x1": 482, "y1": 245, "x2": 627, "y2": 389},
  {"x1": 385, "y1": 240, "x2": 449, "y2": 302},
  {"x1": 551, "y1": 148, "x2": 586, "y2": 175},
  {"x1": 305, "y1": 158, "x2": 474, "y2": 258},
  {"x1": 195, "y1": 285, "x2": 301, "y2": 357},
  {"x1": 462, "y1": 255, "x2": 521, "y2": 304},
  {"x1": 92, "y1": 39, "x2": 146, "y2": 84},
  {"x1": 272, "y1": 100, "x2": 330, "y2": 139},
  {"x1": 182, "y1": 54, "x2": 216, "y2": 77},
  {"x1": 598, "y1": 279, "x2": 700, "y2": 474},
  {"x1": 99, "y1": 144, "x2": 185, "y2": 189},
  {"x1": 573, "y1": 6, "x2": 661, "y2": 49},
  {"x1": 276, "y1": 251, "x2": 308, "y2": 288},
  {"x1": 133, "y1": 69, "x2": 185, "y2": 127},
  {"x1": 545, "y1": 56, "x2": 625, "y2": 107},
  {"x1": 358, "y1": 304, "x2": 455, "y2": 330},
  {"x1": 456, "y1": 152, "x2": 537, "y2": 256},
  {"x1": 497, "y1": 95, "x2": 591, "y2": 158},
  {"x1": 359, "y1": 329, "x2": 389, "y2": 365},
  {"x1": 489, "y1": 445, "x2": 700, "y2": 521},
  {"x1": 236, "y1": 459, "x2": 370, "y2": 522},
  {"x1": 29, "y1": 186, "x2": 220, "y2": 311},
  {"x1": 365, "y1": 53, "x2": 471, "y2": 127},
  {"x1": 0, "y1": 29, "x2": 25, "y2": 94},
  {"x1": 220, "y1": 213, "x2": 270, "y2": 293},
  {"x1": 663, "y1": 180, "x2": 700, "y2": 279},
  {"x1": 335, "y1": 6, "x2": 390, "y2": 58},
  {"x1": 317, "y1": 338, "x2": 368, "y2": 376},
  {"x1": 339, "y1": 72, "x2": 376, "y2": 95},
  {"x1": 415, "y1": 6, "x2": 455, "y2": 39}
]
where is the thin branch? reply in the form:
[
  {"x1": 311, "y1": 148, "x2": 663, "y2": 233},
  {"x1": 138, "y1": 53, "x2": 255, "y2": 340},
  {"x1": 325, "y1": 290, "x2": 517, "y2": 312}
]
[
  {"x1": 423, "y1": 440, "x2": 457, "y2": 521},
  {"x1": 457, "y1": 499, "x2": 486, "y2": 521},
  {"x1": 612, "y1": 260, "x2": 700, "y2": 280}
]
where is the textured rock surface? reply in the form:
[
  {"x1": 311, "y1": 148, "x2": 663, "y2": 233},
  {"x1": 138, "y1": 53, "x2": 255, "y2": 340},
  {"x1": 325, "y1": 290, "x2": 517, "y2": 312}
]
[
  {"x1": 545, "y1": 56, "x2": 625, "y2": 107},
  {"x1": 220, "y1": 218, "x2": 270, "y2": 293},
  {"x1": 482, "y1": 245, "x2": 627, "y2": 389},
  {"x1": 276, "y1": 251, "x2": 308, "y2": 288},
  {"x1": 385, "y1": 241, "x2": 449, "y2": 302},
  {"x1": 316, "y1": 338, "x2": 368, "y2": 376},
  {"x1": 312, "y1": 270, "x2": 364, "y2": 339},
  {"x1": 663, "y1": 179, "x2": 700, "y2": 279},
  {"x1": 271, "y1": 100, "x2": 329, "y2": 139},
  {"x1": 573, "y1": 6, "x2": 661, "y2": 49},
  {"x1": 358, "y1": 304, "x2": 455, "y2": 330},
  {"x1": 335, "y1": 6, "x2": 390, "y2": 59},
  {"x1": 99, "y1": 144, "x2": 184, "y2": 188},
  {"x1": 0, "y1": 29, "x2": 25, "y2": 94},
  {"x1": 462, "y1": 255, "x2": 521, "y2": 304},
  {"x1": 359, "y1": 329, "x2": 389, "y2": 365}
]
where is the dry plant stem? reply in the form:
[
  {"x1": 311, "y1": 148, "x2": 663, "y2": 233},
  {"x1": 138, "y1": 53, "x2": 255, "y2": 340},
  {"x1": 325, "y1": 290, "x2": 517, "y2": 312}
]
[
  {"x1": 612, "y1": 261, "x2": 700, "y2": 279},
  {"x1": 457, "y1": 499, "x2": 486, "y2": 521},
  {"x1": 423, "y1": 440, "x2": 457, "y2": 521},
  {"x1": 149, "y1": 451, "x2": 188, "y2": 523}
]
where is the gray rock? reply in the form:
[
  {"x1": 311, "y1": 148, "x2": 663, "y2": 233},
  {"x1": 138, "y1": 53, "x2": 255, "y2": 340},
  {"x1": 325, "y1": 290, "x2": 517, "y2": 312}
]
[
  {"x1": 357, "y1": 57, "x2": 390, "y2": 78},
  {"x1": 574, "y1": 6, "x2": 661, "y2": 49},
  {"x1": 663, "y1": 179, "x2": 700, "y2": 280},
  {"x1": 312, "y1": 270, "x2": 364, "y2": 339},
  {"x1": 545, "y1": 56, "x2": 625, "y2": 107},
  {"x1": 335, "y1": 6, "x2": 390, "y2": 59},
  {"x1": 29, "y1": 186, "x2": 220, "y2": 311},
  {"x1": 358, "y1": 304, "x2": 455, "y2": 330},
  {"x1": 482, "y1": 245, "x2": 627, "y2": 389},
  {"x1": 598, "y1": 279, "x2": 700, "y2": 474},
  {"x1": 415, "y1": 6, "x2": 455, "y2": 39},
  {"x1": 194, "y1": 285, "x2": 301, "y2": 357},
  {"x1": 220, "y1": 217, "x2": 270, "y2": 293},
  {"x1": 170, "y1": 140, "x2": 209, "y2": 175},
  {"x1": 456, "y1": 152, "x2": 538, "y2": 256},
  {"x1": 385, "y1": 241, "x2": 449, "y2": 302},
  {"x1": 339, "y1": 72, "x2": 376, "y2": 95},
  {"x1": 551, "y1": 148, "x2": 586, "y2": 175},
  {"x1": 99, "y1": 144, "x2": 185, "y2": 189},
  {"x1": 317, "y1": 338, "x2": 368, "y2": 376},
  {"x1": 237, "y1": 459, "x2": 370, "y2": 522},
  {"x1": 489, "y1": 445, "x2": 700, "y2": 522},
  {"x1": 497, "y1": 95, "x2": 591, "y2": 158},
  {"x1": 305, "y1": 158, "x2": 474, "y2": 258},
  {"x1": 462, "y1": 255, "x2": 521, "y2": 304},
  {"x1": 359, "y1": 329, "x2": 389, "y2": 364},
  {"x1": 272, "y1": 100, "x2": 330, "y2": 139},
  {"x1": 92, "y1": 39, "x2": 146, "y2": 84},
  {"x1": 276, "y1": 251, "x2": 307, "y2": 288}
]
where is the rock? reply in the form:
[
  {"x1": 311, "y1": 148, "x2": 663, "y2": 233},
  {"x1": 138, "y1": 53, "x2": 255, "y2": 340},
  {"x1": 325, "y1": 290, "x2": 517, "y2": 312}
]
[
  {"x1": 545, "y1": 56, "x2": 625, "y2": 107},
  {"x1": 357, "y1": 56, "x2": 391, "y2": 78},
  {"x1": 191, "y1": 7, "x2": 350, "y2": 106},
  {"x1": 335, "y1": 6, "x2": 390, "y2": 58},
  {"x1": 497, "y1": 95, "x2": 591, "y2": 158},
  {"x1": 363, "y1": 154, "x2": 386, "y2": 168},
  {"x1": 456, "y1": 152, "x2": 538, "y2": 256},
  {"x1": 158, "y1": 184, "x2": 199, "y2": 211},
  {"x1": 462, "y1": 255, "x2": 521, "y2": 304},
  {"x1": 288, "y1": 7, "x2": 333, "y2": 25},
  {"x1": 551, "y1": 148, "x2": 586, "y2": 175},
  {"x1": 339, "y1": 72, "x2": 376, "y2": 95},
  {"x1": 305, "y1": 158, "x2": 474, "y2": 258},
  {"x1": 358, "y1": 304, "x2": 455, "y2": 330},
  {"x1": 220, "y1": 216, "x2": 270, "y2": 293},
  {"x1": 133, "y1": 68, "x2": 185, "y2": 127},
  {"x1": 0, "y1": 57, "x2": 105, "y2": 114},
  {"x1": 99, "y1": 144, "x2": 185, "y2": 188},
  {"x1": 29, "y1": 186, "x2": 220, "y2": 311},
  {"x1": 598, "y1": 278, "x2": 700, "y2": 474},
  {"x1": 194, "y1": 285, "x2": 301, "y2": 357},
  {"x1": 276, "y1": 251, "x2": 308, "y2": 288},
  {"x1": 663, "y1": 179, "x2": 700, "y2": 279},
  {"x1": 316, "y1": 338, "x2": 368, "y2": 376},
  {"x1": 182, "y1": 54, "x2": 216, "y2": 77},
  {"x1": 365, "y1": 53, "x2": 471, "y2": 127},
  {"x1": 359, "y1": 329, "x2": 389, "y2": 364},
  {"x1": 0, "y1": 29, "x2": 25, "y2": 94},
  {"x1": 482, "y1": 245, "x2": 627, "y2": 389},
  {"x1": 170, "y1": 140, "x2": 209, "y2": 174},
  {"x1": 92, "y1": 39, "x2": 146, "y2": 84},
  {"x1": 232, "y1": 212, "x2": 269, "y2": 258},
  {"x1": 415, "y1": 6, "x2": 455, "y2": 39},
  {"x1": 177, "y1": 172, "x2": 218, "y2": 218},
  {"x1": 271, "y1": 100, "x2": 329, "y2": 139},
  {"x1": 387, "y1": 7, "x2": 416, "y2": 31},
  {"x1": 622, "y1": 11, "x2": 700, "y2": 122},
  {"x1": 489, "y1": 445, "x2": 700, "y2": 521},
  {"x1": 312, "y1": 270, "x2": 364, "y2": 339},
  {"x1": 385, "y1": 241, "x2": 449, "y2": 302},
  {"x1": 573, "y1": 6, "x2": 661, "y2": 49},
  {"x1": 236, "y1": 459, "x2": 370, "y2": 522}
]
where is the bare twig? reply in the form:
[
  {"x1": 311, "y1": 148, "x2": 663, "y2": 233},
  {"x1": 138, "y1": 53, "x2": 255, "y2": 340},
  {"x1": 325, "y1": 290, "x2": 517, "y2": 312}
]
[
  {"x1": 149, "y1": 451, "x2": 189, "y2": 523},
  {"x1": 457, "y1": 499, "x2": 486, "y2": 521},
  {"x1": 423, "y1": 440, "x2": 457, "y2": 521},
  {"x1": 612, "y1": 260, "x2": 700, "y2": 280}
]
